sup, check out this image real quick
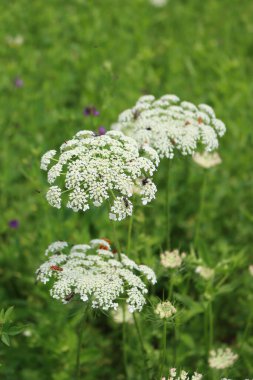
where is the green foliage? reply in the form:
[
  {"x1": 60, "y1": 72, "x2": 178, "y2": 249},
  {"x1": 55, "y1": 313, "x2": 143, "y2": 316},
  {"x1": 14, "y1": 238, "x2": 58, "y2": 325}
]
[
  {"x1": 0, "y1": 307, "x2": 24, "y2": 347},
  {"x1": 0, "y1": 0, "x2": 253, "y2": 379}
]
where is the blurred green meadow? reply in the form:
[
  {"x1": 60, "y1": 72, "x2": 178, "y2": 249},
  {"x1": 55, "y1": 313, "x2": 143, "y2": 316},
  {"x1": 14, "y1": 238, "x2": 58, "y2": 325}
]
[{"x1": 1, "y1": 0, "x2": 253, "y2": 379}]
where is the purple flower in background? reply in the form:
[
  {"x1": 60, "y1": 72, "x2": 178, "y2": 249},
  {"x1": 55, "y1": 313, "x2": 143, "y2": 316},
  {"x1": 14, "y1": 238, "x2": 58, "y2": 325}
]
[
  {"x1": 93, "y1": 108, "x2": 100, "y2": 116},
  {"x1": 8, "y1": 219, "x2": 19, "y2": 229},
  {"x1": 83, "y1": 106, "x2": 99, "y2": 117},
  {"x1": 98, "y1": 126, "x2": 106, "y2": 135},
  {"x1": 14, "y1": 77, "x2": 23, "y2": 88}
]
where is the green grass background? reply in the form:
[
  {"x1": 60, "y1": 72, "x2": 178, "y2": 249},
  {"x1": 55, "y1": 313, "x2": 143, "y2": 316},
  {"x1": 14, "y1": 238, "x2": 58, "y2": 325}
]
[{"x1": 0, "y1": 0, "x2": 253, "y2": 379}]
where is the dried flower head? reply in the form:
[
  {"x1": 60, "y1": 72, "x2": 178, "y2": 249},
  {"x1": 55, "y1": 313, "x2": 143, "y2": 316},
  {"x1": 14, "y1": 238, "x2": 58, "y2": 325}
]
[
  {"x1": 160, "y1": 249, "x2": 186, "y2": 268},
  {"x1": 162, "y1": 368, "x2": 203, "y2": 380},
  {"x1": 36, "y1": 239, "x2": 156, "y2": 313},
  {"x1": 40, "y1": 130, "x2": 159, "y2": 220},
  {"x1": 192, "y1": 152, "x2": 222, "y2": 169},
  {"x1": 112, "y1": 94, "x2": 226, "y2": 159},
  {"x1": 155, "y1": 301, "x2": 177, "y2": 319},
  {"x1": 208, "y1": 347, "x2": 238, "y2": 370},
  {"x1": 195, "y1": 266, "x2": 214, "y2": 280}
]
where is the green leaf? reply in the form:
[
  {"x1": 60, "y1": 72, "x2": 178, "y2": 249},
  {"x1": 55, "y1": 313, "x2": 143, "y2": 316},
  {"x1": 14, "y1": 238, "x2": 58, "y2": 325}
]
[
  {"x1": 4, "y1": 307, "x2": 14, "y2": 321},
  {"x1": 7, "y1": 325, "x2": 25, "y2": 336},
  {"x1": 1, "y1": 333, "x2": 10, "y2": 346}
]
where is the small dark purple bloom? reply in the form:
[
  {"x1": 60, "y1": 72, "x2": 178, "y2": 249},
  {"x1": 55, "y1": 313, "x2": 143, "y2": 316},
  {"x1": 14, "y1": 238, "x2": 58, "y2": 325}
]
[
  {"x1": 14, "y1": 77, "x2": 23, "y2": 88},
  {"x1": 83, "y1": 106, "x2": 99, "y2": 117},
  {"x1": 8, "y1": 219, "x2": 19, "y2": 229},
  {"x1": 98, "y1": 126, "x2": 106, "y2": 135}
]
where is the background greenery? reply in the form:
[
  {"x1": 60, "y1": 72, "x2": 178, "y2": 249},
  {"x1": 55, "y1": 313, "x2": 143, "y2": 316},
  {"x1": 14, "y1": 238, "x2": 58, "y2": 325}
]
[{"x1": 0, "y1": 0, "x2": 253, "y2": 379}]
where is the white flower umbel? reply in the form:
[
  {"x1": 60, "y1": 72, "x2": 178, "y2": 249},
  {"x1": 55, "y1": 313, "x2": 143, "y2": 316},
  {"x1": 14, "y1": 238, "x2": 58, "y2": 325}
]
[
  {"x1": 41, "y1": 130, "x2": 159, "y2": 220},
  {"x1": 36, "y1": 239, "x2": 157, "y2": 313},
  {"x1": 162, "y1": 368, "x2": 203, "y2": 380},
  {"x1": 193, "y1": 152, "x2": 222, "y2": 169},
  {"x1": 112, "y1": 94, "x2": 226, "y2": 159},
  {"x1": 160, "y1": 249, "x2": 186, "y2": 269},
  {"x1": 208, "y1": 347, "x2": 238, "y2": 370},
  {"x1": 155, "y1": 301, "x2": 177, "y2": 319}
]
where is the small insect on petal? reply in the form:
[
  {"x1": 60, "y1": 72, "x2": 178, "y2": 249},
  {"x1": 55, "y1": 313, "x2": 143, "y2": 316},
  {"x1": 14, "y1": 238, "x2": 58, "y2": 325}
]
[
  {"x1": 50, "y1": 265, "x2": 63, "y2": 271},
  {"x1": 64, "y1": 292, "x2": 75, "y2": 302},
  {"x1": 198, "y1": 116, "x2": 203, "y2": 124},
  {"x1": 99, "y1": 244, "x2": 109, "y2": 250}
]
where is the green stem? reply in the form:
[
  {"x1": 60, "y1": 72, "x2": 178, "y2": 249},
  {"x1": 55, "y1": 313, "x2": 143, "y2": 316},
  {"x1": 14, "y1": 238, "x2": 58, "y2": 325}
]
[
  {"x1": 112, "y1": 221, "x2": 122, "y2": 261},
  {"x1": 204, "y1": 305, "x2": 209, "y2": 357},
  {"x1": 174, "y1": 316, "x2": 178, "y2": 366},
  {"x1": 75, "y1": 310, "x2": 86, "y2": 379},
  {"x1": 194, "y1": 171, "x2": 208, "y2": 252},
  {"x1": 165, "y1": 161, "x2": 171, "y2": 249},
  {"x1": 168, "y1": 272, "x2": 174, "y2": 299},
  {"x1": 208, "y1": 301, "x2": 214, "y2": 351},
  {"x1": 127, "y1": 214, "x2": 133, "y2": 256},
  {"x1": 240, "y1": 303, "x2": 253, "y2": 349},
  {"x1": 160, "y1": 320, "x2": 167, "y2": 378},
  {"x1": 122, "y1": 305, "x2": 128, "y2": 379},
  {"x1": 133, "y1": 313, "x2": 150, "y2": 379}
]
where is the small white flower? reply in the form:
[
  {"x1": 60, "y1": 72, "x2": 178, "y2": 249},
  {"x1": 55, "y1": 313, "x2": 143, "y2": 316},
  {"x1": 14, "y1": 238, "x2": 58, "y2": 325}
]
[
  {"x1": 249, "y1": 265, "x2": 253, "y2": 276},
  {"x1": 162, "y1": 368, "x2": 202, "y2": 380},
  {"x1": 45, "y1": 241, "x2": 68, "y2": 256},
  {"x1": 150, "y1": 0, "x2": 168, "y2": 7},
  {"x1": 155, "y1": 301, "x2": 177, "y2": 319},
  {"x1": 36, "y1": 239, "x2": 156, "y2": 313},
  {"x1": 160, "y1": 249, "x2": 186, "y2": 268},
  {"x1": 41, "y1": 130, "x2": 159, "y2": 220},
  {"x1": 46, "y1": 186, "x2": 62, "y2": 209},
  {"x1": 208, "y1": 347, "x2": 238, "y2": 370},
  {"x1": 196, "y1": 266, "x2": 214, "y2": 280},
  {"x1": 193, "y1": 152, "x2": 222, "y2": 169},
  {"x1": 40, "y1": 150, "x2": 57, "y2": 170},
  {"x1": 6, "y1": 34, "x2": 24, "y2": 47}
]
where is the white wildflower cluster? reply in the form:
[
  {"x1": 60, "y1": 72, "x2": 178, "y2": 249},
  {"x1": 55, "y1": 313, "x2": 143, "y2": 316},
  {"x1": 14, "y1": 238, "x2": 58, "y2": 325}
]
[
  {"x1": 193, "y1": 152, "x2": 222, "y2": 169},
  {"x1": 162, "y1": 368, "x2": 202, "y2": 380},
  {"x1": 40, "y1": 130, "x2": 159, "y2": 220},
  {"x1": 249, "y1": 265, "x2": 253, "y2": 276},
  {"x1": 195, "y1": 265, "x2": 215, "y2": 280},
  {"x1": 36, "y1": 239, "x2": 156, "y2": 313},
  {"x1": 155, "y1": 301, "x2": 177, "y2": 319},
  {"x1": 160, "y1": 249, "x2": 186, "y2": 268},
  {"x1": 112, "y1": 94, "x2": 226, "y2": 159},
  {"x1": 208, "y1": 347, "x2": 238, "y2": 370}
]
